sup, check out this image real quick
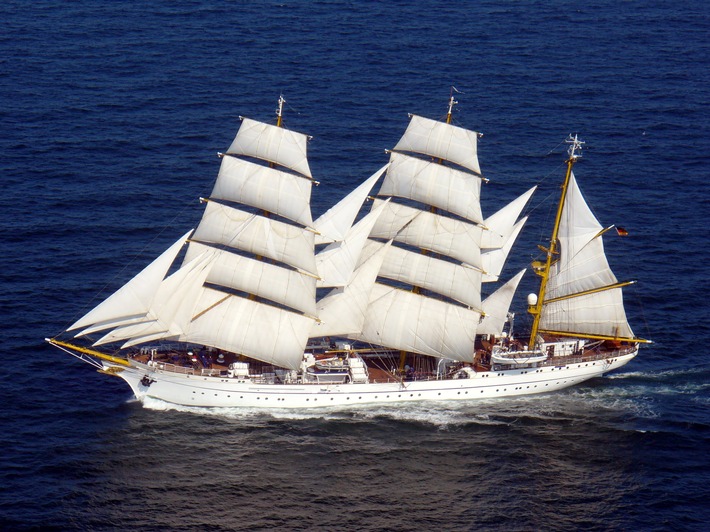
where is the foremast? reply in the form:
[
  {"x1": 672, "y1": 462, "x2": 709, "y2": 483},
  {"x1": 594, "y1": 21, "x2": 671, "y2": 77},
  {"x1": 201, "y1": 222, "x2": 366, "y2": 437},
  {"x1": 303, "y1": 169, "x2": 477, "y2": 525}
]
[{"x1": 55, "y1": 96, "x2": 320, "y2": 371}]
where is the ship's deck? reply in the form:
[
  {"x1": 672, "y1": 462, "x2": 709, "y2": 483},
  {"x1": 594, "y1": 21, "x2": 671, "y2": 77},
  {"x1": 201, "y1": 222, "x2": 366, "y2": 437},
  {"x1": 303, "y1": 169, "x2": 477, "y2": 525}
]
[{"x1": 128, "y1": 343, "x2": 637, "y2": 384}]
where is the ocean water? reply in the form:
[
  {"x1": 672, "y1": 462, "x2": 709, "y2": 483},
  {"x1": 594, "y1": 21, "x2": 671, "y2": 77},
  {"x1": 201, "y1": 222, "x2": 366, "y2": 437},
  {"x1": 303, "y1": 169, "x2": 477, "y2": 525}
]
[{"x1": 1, "y1": 0, "x2": 709, "y2": 530}]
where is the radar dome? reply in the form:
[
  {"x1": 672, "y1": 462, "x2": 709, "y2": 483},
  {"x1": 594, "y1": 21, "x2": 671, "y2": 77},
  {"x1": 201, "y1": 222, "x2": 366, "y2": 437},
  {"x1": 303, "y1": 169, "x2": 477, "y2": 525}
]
[{"x1": 527, "y1": 293, "x2": 538, "y2": 306}]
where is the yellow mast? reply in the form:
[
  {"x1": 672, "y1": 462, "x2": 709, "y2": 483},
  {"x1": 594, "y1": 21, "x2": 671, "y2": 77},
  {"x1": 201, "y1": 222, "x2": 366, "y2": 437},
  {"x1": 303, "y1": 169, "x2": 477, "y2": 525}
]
[{"x1": 527, "y1": 134, "x2": 584, "y2": 348}]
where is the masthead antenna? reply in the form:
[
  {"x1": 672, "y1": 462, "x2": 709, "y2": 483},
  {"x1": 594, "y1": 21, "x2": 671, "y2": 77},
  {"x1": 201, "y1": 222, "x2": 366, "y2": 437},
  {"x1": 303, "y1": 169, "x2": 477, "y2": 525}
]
[
  {"x1": 446, "y1": 86, "x2": 461, "y2": 124},
  {"x1": 566, "y1": 133, "x2": 585, "y2": 160},
  {"x1": 276, "y1": 94, "x2": 285, "y2": 128}
]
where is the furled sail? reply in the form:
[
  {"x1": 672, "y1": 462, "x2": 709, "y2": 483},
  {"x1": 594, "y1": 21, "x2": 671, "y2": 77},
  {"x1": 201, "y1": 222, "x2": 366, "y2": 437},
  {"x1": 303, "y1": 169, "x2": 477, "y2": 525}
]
[{"x1": 538, "y1": 172, "x2": 634, "y2": 339}]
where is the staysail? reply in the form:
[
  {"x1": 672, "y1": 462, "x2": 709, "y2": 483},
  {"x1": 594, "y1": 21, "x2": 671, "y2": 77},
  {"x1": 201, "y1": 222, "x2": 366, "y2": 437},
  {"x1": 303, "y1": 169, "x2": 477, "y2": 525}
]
[
  {"x1": 313, "y1": 165, "x2": 387, "y2": 245},
  {"x1": 479, "y1": 269, "x2": 526, "y2": 336},
  {"x1": 68, "y1": 230, "x2": 193, "y2": 335}
]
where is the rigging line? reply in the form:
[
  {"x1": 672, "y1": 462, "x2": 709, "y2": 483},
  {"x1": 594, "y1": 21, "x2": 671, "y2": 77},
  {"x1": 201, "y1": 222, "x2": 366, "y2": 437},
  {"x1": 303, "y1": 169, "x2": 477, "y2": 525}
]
[
  {"x1": 365, "y1": 342, "x2": 399, "y2": 382},
  {"x1": 55, "y1": 210, "x2": 198, "y2": 336},
  {"x1": 546, "y1": 138, "x2": 567, "y2": 156},
  {"x1": 281, "y1": 96, "x2": 303, "y2": 119},
  {"x1": 480, "y1": 136, "x2": 571, "y2": 183},
  {"x1": 630, "y1": 281, "x2": 653, "y2": 341}
]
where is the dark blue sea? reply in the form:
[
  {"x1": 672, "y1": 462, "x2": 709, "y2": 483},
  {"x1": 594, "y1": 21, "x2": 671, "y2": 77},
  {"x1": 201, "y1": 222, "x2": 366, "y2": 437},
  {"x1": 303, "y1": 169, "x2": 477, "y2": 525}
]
[{"x1": 2, "y1": 1, "x2": 709, "y2": 530}]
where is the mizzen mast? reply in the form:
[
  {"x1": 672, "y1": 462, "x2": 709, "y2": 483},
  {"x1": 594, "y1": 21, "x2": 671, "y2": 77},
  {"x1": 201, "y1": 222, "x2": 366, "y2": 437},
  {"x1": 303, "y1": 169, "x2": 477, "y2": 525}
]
[{"x1": 527, "y1": 134, "x2": 584, "y2": 348}]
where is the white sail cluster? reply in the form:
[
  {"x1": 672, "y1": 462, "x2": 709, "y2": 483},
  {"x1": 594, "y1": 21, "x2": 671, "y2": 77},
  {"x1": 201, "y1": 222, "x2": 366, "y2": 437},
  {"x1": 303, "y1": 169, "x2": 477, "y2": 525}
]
[
  {"x1": 70, "y1": 117, "x2": 319, "y2": 370},
  {"x1": 538, "y1": 172, "x2": 635, "y2": 339},
  {"x1": 333, "y1": 114, "x2": 531, "y2": 362},
  {"x1": 68, "y1": 108, "x2": 535, "y2": 368}
]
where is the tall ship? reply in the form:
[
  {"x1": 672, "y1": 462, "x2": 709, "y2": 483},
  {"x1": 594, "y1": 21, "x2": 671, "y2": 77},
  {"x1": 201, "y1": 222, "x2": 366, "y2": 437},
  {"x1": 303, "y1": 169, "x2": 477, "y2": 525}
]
[{"x1": 47, "y1": 95, "x2": 650, "y2": 409}]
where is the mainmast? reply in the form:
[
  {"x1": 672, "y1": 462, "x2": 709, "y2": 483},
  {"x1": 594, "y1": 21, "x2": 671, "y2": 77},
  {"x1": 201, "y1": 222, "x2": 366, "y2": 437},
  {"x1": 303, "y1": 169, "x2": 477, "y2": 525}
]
[
  {"x1": 398, "y1": 93, "x2": 459, "y2": 370},
  {"x1": 527, "y1": 134, "x2": 584, "y2": 348}
]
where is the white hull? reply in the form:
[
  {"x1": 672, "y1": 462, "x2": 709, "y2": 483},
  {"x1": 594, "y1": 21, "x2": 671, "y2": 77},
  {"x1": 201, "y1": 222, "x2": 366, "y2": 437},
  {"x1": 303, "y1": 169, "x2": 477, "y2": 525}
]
[{"x1": 108, "y1": 347, "x2": 638, "y2": 410}]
